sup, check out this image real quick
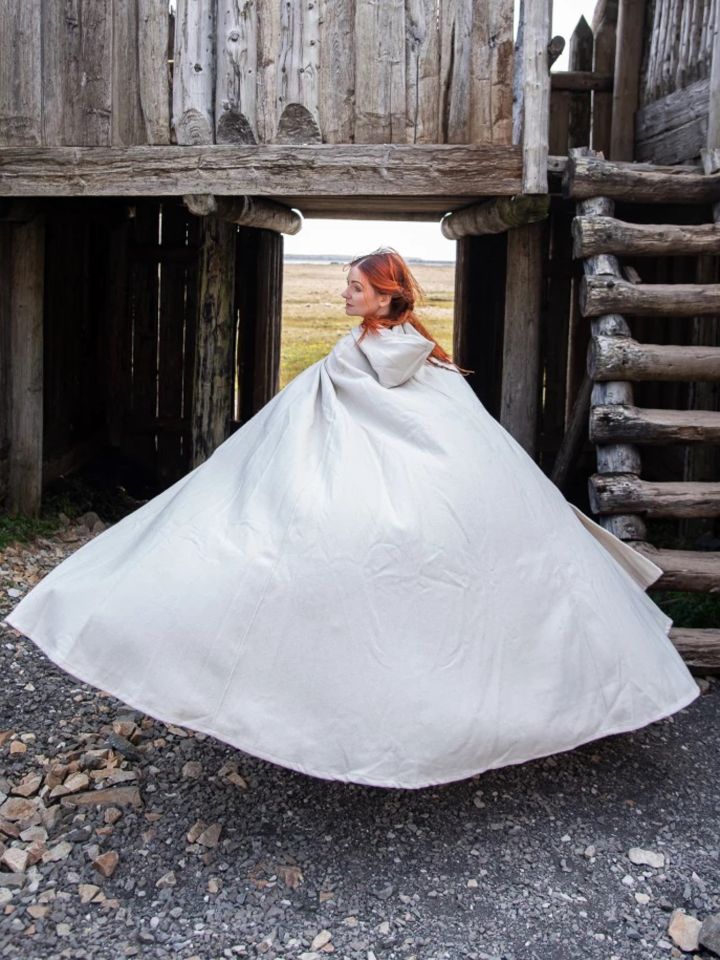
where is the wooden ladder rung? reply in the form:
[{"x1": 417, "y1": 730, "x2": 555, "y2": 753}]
[
  {"x1": 580, "y1": 276, "x2": 720, "y2": 318},
  {"x1": 589, "y1": 474, "x2": 720, "y2": 518},
  {"x1": 630, "y1": 542, "x2": 720, "y2": 592},
  {"x1": 669, "y1": 628, "x2": 720, "y2": 674},
  {"x1": 572, "y1": 216, "x2": 720, "y2": 258},
  {"x1": 590, "y1": 335, "x2": 720, "y2": 382},
  {"x1": 590, "y1": 404, "x2": 720, "y2": 445}
]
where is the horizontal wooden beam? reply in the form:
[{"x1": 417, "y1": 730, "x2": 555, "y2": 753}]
[
  {"x1": 551, "y1": 71, "x2": 614, "y2": 92},
  {"x1": 182, "y1": 195, "x2": 302, "y2": 234},
  {"x1": 573, "y1": 215, "x2": 720, "y2": 258},
  {"x1": 590, "y1": 404, "x2": 720, "y2": 444},
  {"x1": 632, "y1": 542, "x2": 720, "y2": 593},
  {"x1": 589, "y1": 473, "x2": 720, "y2": 518},
  {"x1": 580, "y1": 276, "x2": 720, "y2": 317},
  {"x1": 0, "y1": 144, "x2": 523, "y2": 198},
  {"x1": 669, "y1": 628, "x2": 720, "y2": 673},
  {"x1": 440, "y1": 194, "x2": 549, "y2": 239},
  {"x1": 589, "y1": 335, "x2": 720, "y2": 381},
  {"x1": 563, "y1": 155, "x2": 720, "y2": 203}
]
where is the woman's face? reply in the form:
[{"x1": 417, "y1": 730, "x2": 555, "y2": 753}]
[{"x1": 341, "y1": 265, "x2": 391, "y2": 320}]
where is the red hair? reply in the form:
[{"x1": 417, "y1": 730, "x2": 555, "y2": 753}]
[{"x1": 345, "y1": 247, "x2": 473, "y2": 376}]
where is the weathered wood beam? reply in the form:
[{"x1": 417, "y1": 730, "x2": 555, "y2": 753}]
[
  {"x1": 610, "y1": 0, "x2": 645, "y2": 160},
  {"x1": 635, "y1": 78, "x2": 709, "y2": 166},
  {"x1": 172, "y1": 0, "x2": 215, "y2": 145},
  {"x1": 707, "y1": 0, "x2": 720, "y2": 156},
  {"x1": 191, "y1": 217, "x2": 236, "y2": 467},
  {"x1": 440, "y1": 195, "x2": 549, "y2": 239},
  {"x1": 550, "y1": 373, "x2": 593, "y2": 489},
  {"x1": 0, "y1": 144, "x2": 523, "y2": 197},
  {"x1": 590, "y1": 0, "x2": 617, "y2": 155},
  {"x1": 632, "y1": 543, "x2": 720, "y2": 593},
  {"x1": 572, "y1": 216, "x2": 720, "y2": 258},
  {"x1": 589, "y1": 474, "x2": 720, "y2": 518},
  {"x1": 183, "y1": 195, "x2": 302, "y2": 234},
  {"x1": 590, "y1": 405, "x2": 720, "y2": 445},
  {"x1": 589, "y1": 335, "x2": 720, "y2": 381},
  {"x1": 501, "y1": 221, "x2": 543, "y2": 456},
  {"x1": 515, "y1": 0, "x2": 551, "y2": 193},
  {"x1": 563, "y1": 155, "x2": 720, "y2": 203},
  {"x1": 669, "y1": 629, "x2": 720, "y2": 674},
  {"x1": 551, "y1": 71, "x2": 613, "y2": 92},
  {"x1": 580, "y1": 276, "x2": 720, "y2": 317},
  {"x1": 6, "y1": 216, "x2": 44, "y2": 516}
]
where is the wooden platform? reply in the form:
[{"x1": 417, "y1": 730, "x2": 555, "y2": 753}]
[{"x1": 0, "y1": 144, "x2": 523, "y2": 218}]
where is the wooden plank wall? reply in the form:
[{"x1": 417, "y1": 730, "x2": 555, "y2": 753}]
[
  {"x1": 0, "y1": 0, "x2": 171, "y2": 148},
  {"x1": 0, "y1": 0, "x2": 514, "y2": 149},
  {"x1": 636, "y1": 0, "x2": 718, "y2": 162}
]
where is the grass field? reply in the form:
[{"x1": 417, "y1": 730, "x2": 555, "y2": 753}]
[{"x1": 279, "y1": 261, "x2": 455, "y2": 388}]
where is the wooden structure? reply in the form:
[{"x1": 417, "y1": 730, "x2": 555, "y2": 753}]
[
  {"x1": 1, "y1": 0, "x2": 530, "y2": 513},
  {"x1": 0, "y1": 0, "x2": 719, "y2": 668}
]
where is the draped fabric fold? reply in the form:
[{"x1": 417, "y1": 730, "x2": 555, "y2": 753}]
[{"x1": 3, "y1": 323, "x2": 699, "y2": 789}]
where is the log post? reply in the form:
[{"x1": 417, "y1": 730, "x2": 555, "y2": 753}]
[
  {"x1": 251, "y1": 229, "x2": 283, "y2": 412},
  {"x1": 568, "y1": 16, "x2": 593, "y2": 149},
  {"x1": 172, "y1": 0, "x2": 216, "y2": 145},
  {"x1": 572, "y1": 216, "x2": 720, "y2": 258},
  {"x1": 234, "y1": 227, "x2": 284, "y2": 421},
  {"x1": 452, "y1": 234, "x2": 506, "y2": 417},
  {"x1": 514, "y1": 0, "x2": 552, "y2": 194},
  {"x1": 5, "y1": 214, "x2": 45, "y2": 515},
  {"x1": 190, "y1": 217, "x2": 237, "y2": 467},
  {"x1": 500, "y1": 221, "x2": 544, "y2": 456},
  {"x1": 609, "y1": 0, "x2": 645, "y2": 160},
  {"x1": 563, "y1": 156, "x2": 720, "y2": 204},
  {"x1": 590, "y1": 0, "x2": 617, "y2": 156},
  {"x1": 183, "y1": 195, "x2": 302, "y2": 235},
  {"x1": 440, "y1": 195, "x2": 549, "y2": 239}
]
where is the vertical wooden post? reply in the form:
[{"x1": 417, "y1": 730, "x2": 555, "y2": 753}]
[
  {"x1": 251, "y1": 229, "x2": 283, "y2": 411},
  {"x1": 191, "y1": 217, "x2": 237, "y2": 467},
  {"x1": 516, "y1": 0, "x2": 552, "y2": 194},
  {"x1": 683, "y1": 23, "x2": 720, "y2": 536},
  {"x1": 6, "y1": 215, "x2": 45, "y2": 516},
  {"x1": 453, "y1": 234, "x2": 507, "y2": 418},
  {"x1": 500, "y1": 221, "x2": 544, "y2": 456},
  {"x1": 609, "y1": 0, "x2": 645, "y2": 160},
  {"x1": 591, "y1": 0, "x2": 617, "y2": 156},
  {"x1": 234, "y1": 226, "x2": 284, "y2": 423},
  {"x1": 568, "y1": 17, "x2": 593, "y2": 148},
  {"x1": 172, "y1": 0, "x2": 216, "y2": 144}
]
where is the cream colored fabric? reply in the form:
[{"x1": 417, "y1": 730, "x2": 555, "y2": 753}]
[{"x1": 3, "y1": 323, "x2": 699, "y2": 789}]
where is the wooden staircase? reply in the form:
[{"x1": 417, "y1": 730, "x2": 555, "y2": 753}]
[{"x1": 563, "y1": 149, "x2": 720, "y2": 673}]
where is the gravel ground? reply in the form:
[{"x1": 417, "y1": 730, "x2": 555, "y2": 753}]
[{"x1": 1, "y1": 516, "x2": 719, "y2": 960}]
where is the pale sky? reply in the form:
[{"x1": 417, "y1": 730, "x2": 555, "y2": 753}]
[{"x1": 285, "y1": 0, "x2": 597, "y2": 262}]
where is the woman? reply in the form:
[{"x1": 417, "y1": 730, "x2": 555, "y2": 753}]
[{"x1": 3, "y1": 248, "x2": 699, "y2": 790}]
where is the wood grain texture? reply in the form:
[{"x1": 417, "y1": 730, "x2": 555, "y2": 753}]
[
  {"x1": 563, "y1": 155, "x2": 720, "y2": 203},
  {"x1": 589, "y1": 334, "x2": 720, "y2": 380},
  {"x1": 354, "y1": 0, "x2": 406, "y2": 142},
  {"x1": 572, "y1": 215, "x2": 720, "y2": 257},
  {"x1": 137, "y1": 0, "x2": 172, "y2": 145},
  {"x1": 0, "y1": 143, "x2": 523, "y2": 196},
  {"x1": 0, "y1": 0, "x2": 42, "y2": 146},
  {"x1": 216, "y1": 0, "x2": 259, "y2": 144},
  {"x1": 7, "y1": 215, "x2": 44, "y2": 516},
  {"x1": 318, "y1": 0, "x2": 355, "y2": 143},
  {"x1": 633, "y1": 542, "x2": 720, "y2": 593},
  {"x1": 173, "y1": 0, "x2": 215, "y2": 144},
  {"x1": 590, "y1": 404, "x2": 720, "y2": 443},
  {"x1": 580, "y1": 275, "x2": 720, "y2": 317}
]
